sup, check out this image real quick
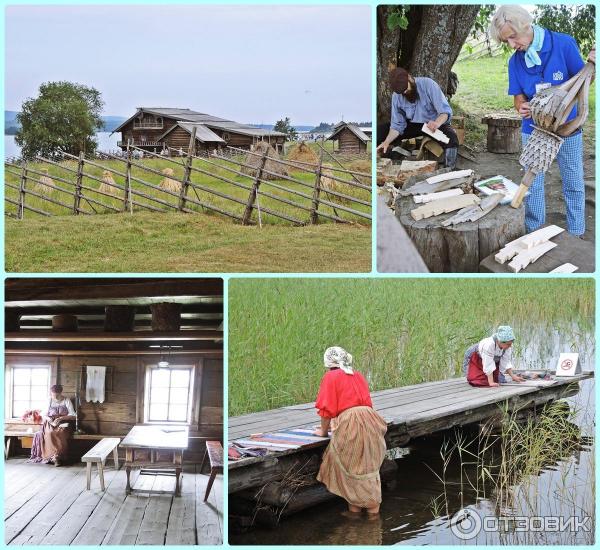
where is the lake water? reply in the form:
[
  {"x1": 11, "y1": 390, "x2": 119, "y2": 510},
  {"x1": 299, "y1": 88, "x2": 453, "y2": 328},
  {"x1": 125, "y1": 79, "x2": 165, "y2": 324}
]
[
  {"x1": 4, "y1": 132, "x2": 120, "y2": 159},
  {"x1": 230, "y1": 324, "x2": 595, "y2": 546}
]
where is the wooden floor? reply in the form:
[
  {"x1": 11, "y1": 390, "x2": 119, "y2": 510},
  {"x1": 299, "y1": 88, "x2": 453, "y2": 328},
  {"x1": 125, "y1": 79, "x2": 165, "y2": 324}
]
[
  {"x1": 229, "y1": 374, "x2": 592, "y2": 491},
  {"x1": 5, "y1": 459, "x2": 223, "y2": 545}
]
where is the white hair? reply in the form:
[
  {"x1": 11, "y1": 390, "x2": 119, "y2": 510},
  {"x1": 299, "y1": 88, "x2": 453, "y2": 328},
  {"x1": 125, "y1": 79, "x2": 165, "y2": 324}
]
[{"x1": 489, "y1": 5, "x2": 533, "y2": 44}]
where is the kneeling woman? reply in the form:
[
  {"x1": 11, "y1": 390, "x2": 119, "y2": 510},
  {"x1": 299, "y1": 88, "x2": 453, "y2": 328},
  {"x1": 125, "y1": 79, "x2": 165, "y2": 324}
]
[
  {"x1": 464, "y1": 326, "x2": 525, "y2": 387},
  {"x1": 30, "y1": 384, "x2": 76, "y2": 466},
  {"x1": 314, "y1": 347, "x2": 387, "y2": 515}
]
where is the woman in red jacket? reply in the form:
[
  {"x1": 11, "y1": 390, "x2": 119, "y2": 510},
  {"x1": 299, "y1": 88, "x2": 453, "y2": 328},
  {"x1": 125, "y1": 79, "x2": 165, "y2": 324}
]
[{"x1": 314, "y1": 346, "x2": 388, "y2": 515}]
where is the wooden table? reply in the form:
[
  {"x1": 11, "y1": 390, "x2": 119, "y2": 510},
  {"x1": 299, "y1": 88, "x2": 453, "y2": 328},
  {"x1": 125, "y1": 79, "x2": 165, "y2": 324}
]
[
  {"x1": 479, "y1": 230, "x2": 594, "y2": 273},
  {"x1": 120, "y1": 425, "x2": 189, "y2": 496}
]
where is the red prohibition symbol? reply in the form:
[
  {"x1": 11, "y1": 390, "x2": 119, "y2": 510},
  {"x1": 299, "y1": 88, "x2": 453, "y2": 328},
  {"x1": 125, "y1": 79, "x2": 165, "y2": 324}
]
[{"x1": 560, "y1": 359, "x2": 573, "y2": 371}]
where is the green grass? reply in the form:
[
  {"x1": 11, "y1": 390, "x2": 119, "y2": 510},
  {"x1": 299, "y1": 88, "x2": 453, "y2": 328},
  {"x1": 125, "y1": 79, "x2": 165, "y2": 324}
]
[
  {"x1": 5, "y1": 152, "x2": 371, "y2": 226},
  {"x1": 228, "y1": 279, "x2": 594, "y2": 416},
  {"x1": 452, "y1": 54, "x2": 596, "y2": 150},
  {"x1": 4, "y1": 212, "x2": 371, "y2": 273}
]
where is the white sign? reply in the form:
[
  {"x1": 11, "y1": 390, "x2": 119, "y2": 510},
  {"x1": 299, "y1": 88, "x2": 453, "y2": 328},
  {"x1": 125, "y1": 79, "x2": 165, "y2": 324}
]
[{"x1": 555, "y1": 353, "x2": 580, "y2": 377}]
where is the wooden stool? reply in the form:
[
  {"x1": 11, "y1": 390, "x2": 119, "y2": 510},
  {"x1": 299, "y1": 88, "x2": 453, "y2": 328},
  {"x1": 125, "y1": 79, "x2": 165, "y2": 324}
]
[
  {"x1": 202, "y1": 441, "x2": 223, "y2": 501},
  {"x1": 81, "y1": 437, "x2": 120, "y2": 490}
]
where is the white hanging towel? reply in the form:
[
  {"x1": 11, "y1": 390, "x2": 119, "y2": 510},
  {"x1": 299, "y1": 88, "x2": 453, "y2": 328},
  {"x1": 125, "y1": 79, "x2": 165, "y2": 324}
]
[{"x1": 86, "y1": 366, "x2": 106, "y2": 403}]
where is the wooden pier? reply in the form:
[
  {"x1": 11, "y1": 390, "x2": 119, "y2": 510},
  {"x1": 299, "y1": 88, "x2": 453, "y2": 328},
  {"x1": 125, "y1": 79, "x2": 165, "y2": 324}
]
[{"x1": 229, "y1": 374, "x2": 592, "y2": 494}]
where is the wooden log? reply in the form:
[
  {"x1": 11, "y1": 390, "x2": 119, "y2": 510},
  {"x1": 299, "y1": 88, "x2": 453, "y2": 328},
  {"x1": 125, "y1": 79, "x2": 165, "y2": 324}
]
[
  {"x1": 397, "y1": 188, "x2": 525, "y2": 272},
  {"x1": 52, "y1": 314, "x2": 78, "y2": 332},
  {"x1": 150, "y1": 303, "x2": 182, "y2": 331},
  {"x1": 104, "y1": 306, "x2": 137, "y2": 332},
  {"x1": 481, "y1": 114, "x2": 522, "y2": 154}
]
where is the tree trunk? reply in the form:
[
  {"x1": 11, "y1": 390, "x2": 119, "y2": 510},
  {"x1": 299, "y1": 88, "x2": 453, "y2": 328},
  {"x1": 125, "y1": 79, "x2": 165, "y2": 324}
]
[{"x1": 377, "y1": 5, "x2": 481, "y2": 124}]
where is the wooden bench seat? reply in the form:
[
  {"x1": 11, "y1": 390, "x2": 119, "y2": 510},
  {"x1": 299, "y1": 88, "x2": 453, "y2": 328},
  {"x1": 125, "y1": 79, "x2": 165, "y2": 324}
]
[
  {"x1": 202, "y1": 440, "x2": 223, "y2": 501},
  {"x1": 81, "y1": 437, "x2": 121, "y2": 490}
]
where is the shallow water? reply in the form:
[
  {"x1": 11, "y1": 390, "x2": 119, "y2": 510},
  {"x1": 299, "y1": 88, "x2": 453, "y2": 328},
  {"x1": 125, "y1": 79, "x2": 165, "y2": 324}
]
[{"x1": 231, "y1": 342, "x2": 595, "y2": 546}]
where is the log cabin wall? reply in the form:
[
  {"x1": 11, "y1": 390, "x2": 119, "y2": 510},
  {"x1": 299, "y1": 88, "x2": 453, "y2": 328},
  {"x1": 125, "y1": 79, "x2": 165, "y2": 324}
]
[
  {"x1": 337, "y1": 127, "x2": 367, "y2": 153},
  {"x1": 4, "y1": 353, "x2": 223, "y2": 464},
  {"x1": 163, "y1": 126, "x2": 210, "y2": 152},
  {"x1": 119, "y1": 117, "x2": 179, "y2": 148}
]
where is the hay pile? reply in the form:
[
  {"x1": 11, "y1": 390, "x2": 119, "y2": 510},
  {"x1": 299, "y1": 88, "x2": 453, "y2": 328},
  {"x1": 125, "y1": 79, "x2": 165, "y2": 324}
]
[
  {"x1": 346, "y1": 159, "x2": 371, "y2": 185},
  {"x1": 287, "y1": 141, "x2": 319, "y2": 167},
  {"x1": 160, "y1": 167, "x2": 181, "y2": 193},
  {"x1": 242, "y1": 141, "x2": 288, "y2": 180},
  {"x1": 99, "y1": 170, "x2": 119, "y2": 196},
  {"x1": 34, "y1": 169, "x2": 54, "y2": 194},
  {"x1": 320, "y1": 164, "x2": 348, "y2": 203}
]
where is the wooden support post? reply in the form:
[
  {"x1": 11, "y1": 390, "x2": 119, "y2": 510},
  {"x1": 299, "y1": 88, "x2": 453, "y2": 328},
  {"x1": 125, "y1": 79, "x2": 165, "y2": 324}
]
[
  {"x1": 73, "y1": 152, "x2": 84, "y2": 214},
  {"x1": 17, "y1": 163, "x2": 27, "y2": 220},
  {"x1": 310, "y1": 154, "x2": 323, "y2": 224},
  {"x1": 179, "y1": 127, "x2": 196, "y2": 212},
  {"x1": 124, "y1": 141, "x2": 133, "y2": 213},
  {"x1": 242, "y1": 149, "x2": 268, "y2": 225}
]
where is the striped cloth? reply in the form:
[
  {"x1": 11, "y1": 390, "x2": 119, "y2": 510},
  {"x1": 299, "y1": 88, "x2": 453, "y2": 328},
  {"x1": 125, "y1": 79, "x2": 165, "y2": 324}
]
[
  {"x1": 317, "y1": 406, "x2": 387, "y2": 508},
  {"x1": 521, "y1": 131, "x2": 585, "y2": 235}
]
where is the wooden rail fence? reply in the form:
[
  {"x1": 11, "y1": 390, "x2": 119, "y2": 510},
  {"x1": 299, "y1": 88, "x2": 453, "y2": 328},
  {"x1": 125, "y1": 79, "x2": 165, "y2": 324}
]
[{"x1": 4, "y1": 138, "x2": 371, "y2": 226}]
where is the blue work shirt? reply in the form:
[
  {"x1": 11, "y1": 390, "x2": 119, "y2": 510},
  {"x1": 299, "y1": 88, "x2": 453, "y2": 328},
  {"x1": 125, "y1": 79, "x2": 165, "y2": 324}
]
[
  {"x1": 390, "y1": 77, "x2": 453, "y2": 134},
  {"x1": 508, "y1": 29, "x2": 585, "y2": 134}
]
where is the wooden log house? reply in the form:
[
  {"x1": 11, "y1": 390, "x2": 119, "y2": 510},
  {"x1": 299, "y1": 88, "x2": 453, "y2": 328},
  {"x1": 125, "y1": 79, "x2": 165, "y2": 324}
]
[
  {"x1": 4, "y1": 278, "x2": 223, "y2": 546},
  {"x1": 113, "y1": 107, "x2": 286, "y2": 154},
  {"x1": 327, "y1": 122, "x2": 371, "y2": 154}
]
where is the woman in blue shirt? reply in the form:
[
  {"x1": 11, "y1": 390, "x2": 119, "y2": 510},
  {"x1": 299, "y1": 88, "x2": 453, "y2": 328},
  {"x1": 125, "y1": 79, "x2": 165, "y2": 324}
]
[{"x1": 490, "y1": 5, "x2": 595, "y2": 236}]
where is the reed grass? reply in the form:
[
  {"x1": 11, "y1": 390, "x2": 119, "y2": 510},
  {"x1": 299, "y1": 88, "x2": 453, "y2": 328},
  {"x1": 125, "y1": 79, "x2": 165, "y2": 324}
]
[{"x1": 228, "y1": 278, "x2": 594, "y2": 416}]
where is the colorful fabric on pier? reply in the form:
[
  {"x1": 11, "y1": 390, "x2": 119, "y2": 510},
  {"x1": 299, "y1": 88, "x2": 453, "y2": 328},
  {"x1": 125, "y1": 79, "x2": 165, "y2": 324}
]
[{"x1": 317, "y1": 406, "x2": 387, "y2": 508}]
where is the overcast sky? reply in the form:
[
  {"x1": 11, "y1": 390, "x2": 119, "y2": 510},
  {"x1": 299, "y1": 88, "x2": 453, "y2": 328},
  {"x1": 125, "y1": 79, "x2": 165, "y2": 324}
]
[{"x1": 5, "y1": 5, "x2": 371, "y2": 125}]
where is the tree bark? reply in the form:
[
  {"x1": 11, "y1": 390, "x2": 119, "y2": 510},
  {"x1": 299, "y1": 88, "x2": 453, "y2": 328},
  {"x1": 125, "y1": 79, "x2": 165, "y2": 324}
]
[{"x1": 377, "y1": 5, "x2": 480, "y2": 124}]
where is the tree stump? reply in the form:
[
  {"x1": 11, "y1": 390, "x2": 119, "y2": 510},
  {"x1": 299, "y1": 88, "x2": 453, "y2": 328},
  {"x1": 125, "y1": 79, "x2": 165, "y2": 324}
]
[
  {"x1": 396, "y1": 192, "x2": 525, "y2": 272},
  {"x1": 151, "y1": 302, "x2": 182, "y2": 331},
  {"x1": 482, "y1": 114, "x2": 522, "y2": 153}
]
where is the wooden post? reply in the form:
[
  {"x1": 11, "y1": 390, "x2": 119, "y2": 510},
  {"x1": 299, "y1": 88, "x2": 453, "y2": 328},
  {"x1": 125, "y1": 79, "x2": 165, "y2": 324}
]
[
  {"x1": 310, "y1": 154, "x2": 323, "y2": 224},
  {"x1": 242, "y1": 149, "x2": 268, "y2": 225},
  {"x1": 17, "y1": 163, "x2": 27, "y2": 220},
  {"x1": 178, "y1": 127, "x2": 196, "y2": 212},
  {"x1": 73, "y1": 152, "x2": 85, "y2": 215},
  {"x1": 124, "y1": 141, "x2": 133, "y2": 213}
]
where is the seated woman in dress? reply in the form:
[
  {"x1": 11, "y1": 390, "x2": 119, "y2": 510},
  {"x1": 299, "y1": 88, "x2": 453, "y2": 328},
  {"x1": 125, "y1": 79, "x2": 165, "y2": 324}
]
[
  {"x1": 314, "y1": 347, "x2": 388, "y2": 515},
  {"x1": 463, "y1": 326, "x2": 525, "y2": 387},
  {"x1": 30, "y1": 384, "x2": 76, "y2": 466}
]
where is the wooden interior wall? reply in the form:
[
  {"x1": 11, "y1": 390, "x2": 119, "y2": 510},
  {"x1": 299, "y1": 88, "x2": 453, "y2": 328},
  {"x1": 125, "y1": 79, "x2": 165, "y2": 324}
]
[{"x1": 5, "y1": 353, "x2": 223, "y2": 464}]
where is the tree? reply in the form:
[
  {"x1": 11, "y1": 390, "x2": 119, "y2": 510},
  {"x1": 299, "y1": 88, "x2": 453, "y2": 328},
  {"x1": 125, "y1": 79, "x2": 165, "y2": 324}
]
[
  {"x1": 16, "y1": 81, "x2": 104, "y2": 159},
  {"x1": 273, "y1": 117, "x2": 298, "y2": 141},
  {"x1": 533, "y1": 4, "x2": 595, "y2": 54},
  {"x1": 377, "y1": 5, "x2": 480, "y2": 123}
]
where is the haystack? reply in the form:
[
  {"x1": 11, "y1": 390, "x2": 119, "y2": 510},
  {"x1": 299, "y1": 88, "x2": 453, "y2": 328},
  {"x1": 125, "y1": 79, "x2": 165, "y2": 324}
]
[
  {"x1": 99, "y1": 170, "x2": 119, "y2": 196},
  {"x1": 160, "y1": 167, "x2": 182, "y2": 193},
  {"x1": 287, "y1": 141, "x2": 319, "y2": 168},
  {"x1": 34, "y1": 169, "x2": 54, "y2": 194},
  {"x1": 346, "y1": 159, "x2": 371, "y2": 185},
  {"x1": 320, "y1": 164, "x2": 348, "y2": 203},
  {"x1": 242, "y1": 141, "x2": 288, "y2": 180}
]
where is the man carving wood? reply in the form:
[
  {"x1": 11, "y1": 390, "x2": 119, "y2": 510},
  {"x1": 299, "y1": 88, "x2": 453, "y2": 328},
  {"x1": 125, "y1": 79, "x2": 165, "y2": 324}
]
[{"x1": 377, "y1": 68, "x2": 459, "y2": 169}]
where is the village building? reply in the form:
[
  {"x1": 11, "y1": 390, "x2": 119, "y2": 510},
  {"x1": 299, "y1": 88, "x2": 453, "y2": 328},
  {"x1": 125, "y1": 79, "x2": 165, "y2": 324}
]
[
  {"x1": 4, "y1": 278, "x2": 223, "y2": 546},
  {"x1": 113, "y1": 107, "x2": 286, "y2": 154},
  {"x1": 327, "y1": 122, "x2": 371, "y2": 154}
]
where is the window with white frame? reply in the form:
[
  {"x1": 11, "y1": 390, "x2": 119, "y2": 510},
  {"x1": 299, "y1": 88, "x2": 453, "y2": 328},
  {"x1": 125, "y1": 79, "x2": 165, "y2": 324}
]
[
  {"x1": 144, "y1": 365, "x2": 195, "y2": 424},
  {"x1": 9, "y1": 365, "x2": 51, "y2": 419}
]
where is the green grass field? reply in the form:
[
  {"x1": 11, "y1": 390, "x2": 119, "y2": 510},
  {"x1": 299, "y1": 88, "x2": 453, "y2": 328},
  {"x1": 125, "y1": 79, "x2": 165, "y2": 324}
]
[
  {"x1": 5, "y1": 145, "x2": 372, "y2": 272},
  {"x1": 452, "y1": 54, "x2": 596, "y2": 149},
  {"x1": 4, "y1": 212, "x2": 371, "y2": 272},
  {"x1": 228, "y1": 278, "x2": 594, "y2": 416}
]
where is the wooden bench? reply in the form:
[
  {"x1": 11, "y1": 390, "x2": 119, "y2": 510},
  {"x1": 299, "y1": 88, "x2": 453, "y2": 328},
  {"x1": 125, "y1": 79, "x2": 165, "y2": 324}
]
[
  {"x1": 4, "y1": 430, "x2": 39, "y2": 459},
  {"x1": 81, "y1": 437, "x2": 121, "y2": 490},
  {"x1": 202, "y1": 441, "x2": 223, "y2": 501}
]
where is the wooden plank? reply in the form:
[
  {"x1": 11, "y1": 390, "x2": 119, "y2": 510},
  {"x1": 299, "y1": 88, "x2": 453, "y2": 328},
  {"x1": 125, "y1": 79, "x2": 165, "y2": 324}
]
[
  {"x1": 30, "y1": 466, "x2": 121, "y2": 545},
  {"x1": 195, "y1": 473, "x2": 222, "y2": 545},
  {"x1": 135, "y1": 493, "x2": 172, "y2": 545},
  {"x1": 165, "y1": 466, "x2": 197, "y2": 545},
  {"x1": 101, "y1": 494, "x2": 150, "y2": 545}
]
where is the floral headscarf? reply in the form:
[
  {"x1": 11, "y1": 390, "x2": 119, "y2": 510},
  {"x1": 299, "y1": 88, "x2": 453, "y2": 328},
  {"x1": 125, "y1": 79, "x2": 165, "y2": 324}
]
[{"x1": 323, "y1": 346, "x2": 354, "y2": 375}]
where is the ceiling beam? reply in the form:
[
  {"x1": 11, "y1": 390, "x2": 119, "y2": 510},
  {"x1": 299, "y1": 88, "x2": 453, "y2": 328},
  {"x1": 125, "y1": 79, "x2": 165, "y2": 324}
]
[{"x1": 5, "y1": 330, "x2": 223, "y2": 342}]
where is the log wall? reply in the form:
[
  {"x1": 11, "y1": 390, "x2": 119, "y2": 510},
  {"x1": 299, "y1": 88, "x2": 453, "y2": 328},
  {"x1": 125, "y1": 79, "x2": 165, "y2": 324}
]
[{"x1": 336, "y1": 127, "x2": 367, "y2": 153}]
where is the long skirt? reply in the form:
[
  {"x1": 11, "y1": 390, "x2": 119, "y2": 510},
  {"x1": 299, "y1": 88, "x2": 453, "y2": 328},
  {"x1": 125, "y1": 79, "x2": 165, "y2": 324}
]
[
  {"x1": 317, "y1": 406, "x2": 387, "y2": 508},
  {"x1": 30, "y1": 420, "x2": 72, "y2": 463}
]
